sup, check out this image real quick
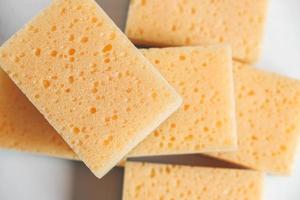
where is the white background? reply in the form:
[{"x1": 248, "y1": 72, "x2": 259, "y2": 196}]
[{"x1": 0, "y1": 0, "x2": 300, "y2": 199}]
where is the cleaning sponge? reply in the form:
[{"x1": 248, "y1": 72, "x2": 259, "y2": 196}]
[
  {"x1": 206, "y1": 62, "x2": 300, "y2": 174},
  {"x1": 123, "y1": 162, "x2": 263, "y2": 200},
  {"x1": 125, "y1": 0, "x2": 268, "y2": 63},
  {"x1": 130, "y1": 46, "x2": 236, "y2": 156},
  {"x1": 0, "y1": 0, "x2": 181, "y2": 178}
]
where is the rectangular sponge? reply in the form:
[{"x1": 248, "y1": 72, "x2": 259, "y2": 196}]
[
  {"x1": 0, "y1": 0, "x2": 181, "y2": 178},
  {"x1": 206, "y1": 62, "x2": 300, "y2": 175},
  {"x1": 125, "y1": 0, "x2": 268, "y2": 63},
  {"x1": 129, "y1": 46, "x2": 236, "y2": 156},
  {"x1": 123, "y1": 162, "x2": 263, "y2": 200}
]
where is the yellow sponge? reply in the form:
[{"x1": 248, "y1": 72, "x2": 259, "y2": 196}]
[
  {"x1": 206, "y1": 62, "x2": 300, "y2": 175},
  {"x1": 129, "y1": 46, "x2": 236, "y2": 156},
  {"x1": 123, "y1": 162, "x2": 263, "y2": 200},
  {"x1": 0, "y1": 0, "x2": 181, "y2": 178},
  {"x1": 125, "y1": 0, "x2": 268, "y2": 63}
]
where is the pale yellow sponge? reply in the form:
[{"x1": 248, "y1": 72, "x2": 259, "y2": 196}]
[
  {"x1": 129, "y1": 46, "x2": 236, "y2": 156},
  {"x1": 125, "y1": 0, "x2": 268, "y2": 63},
  {"x1": 0, "y1": 0, "x2": 181, "y2": 178},
  {"x1": 123, "y1": 162, "x2": 263, "y2": 200},
  {"x1": 206, "y1": 62, "x2": 300, "y2": 175},
  {"x1": 0, "y1": 69, "x2": 77, "y2": 160}
]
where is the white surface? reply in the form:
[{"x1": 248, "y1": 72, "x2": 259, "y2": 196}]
[{"x1": 0, "y1": 0, "x2": 300, "y2": 200}]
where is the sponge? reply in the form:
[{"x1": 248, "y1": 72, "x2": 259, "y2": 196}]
[
  {"x1": 129, "y1": 46, "x2": 236, "y2": 156},
  {"x1": 123, "y1": 162, "x2": 263, "y2": 200},
  {"x1": 0, "y1": 0, "x2": 181, "y2": 178},
  {"x1": 206, "y1": 62, "x2": 300, "y2": 175},
  {"x1": 125, "y1": 0, "x2": 268, "y2": 63}
]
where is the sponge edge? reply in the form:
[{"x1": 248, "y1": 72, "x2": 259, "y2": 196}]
[
  {"x1": 123, "y1": 162, "x2": 263, "y2": 200},
  {"x1": 0, "y1": 0, "x2": 181, "y2": 178},
  {"x1": 129, "y1": 45, "x2": 237, "y2": 157},
  {"x1": 125, "y1": 0, "x2": 268, "y2": 63},
  {"x1": 206, "y1": 62, "x2": 300, "y2": 175}
]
